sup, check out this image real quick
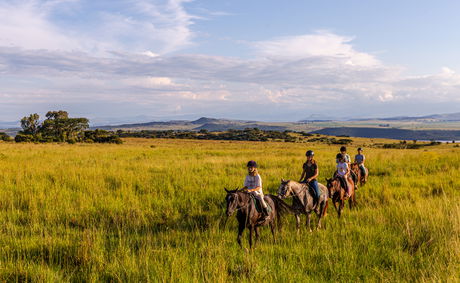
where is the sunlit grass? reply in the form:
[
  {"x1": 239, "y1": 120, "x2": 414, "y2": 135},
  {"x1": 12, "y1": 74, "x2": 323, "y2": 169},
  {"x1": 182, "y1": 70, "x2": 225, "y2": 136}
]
[{"x1": 0, "y1": 138, "x2": 459, "y2": 281}]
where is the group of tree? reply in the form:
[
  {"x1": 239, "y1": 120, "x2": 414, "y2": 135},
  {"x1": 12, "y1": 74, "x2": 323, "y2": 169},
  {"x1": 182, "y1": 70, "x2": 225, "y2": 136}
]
[
  {"x1": 15, "y1": 111, "x2": 121, "y2": 144},
  {"x1": 116, "y1": 128, "x2": 305, "y2": 142},
  {"x1": 0, "y1": 132, "x2": 12, "y2": 142}
]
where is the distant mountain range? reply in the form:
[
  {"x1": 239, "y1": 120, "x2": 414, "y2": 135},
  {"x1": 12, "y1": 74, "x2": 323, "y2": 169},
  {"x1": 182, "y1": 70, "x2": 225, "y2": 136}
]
[
  {"x1": 300, "y1": 112, "x2": 460, "y2": 122},
  {"x1": 96, "y1": 117, "x2": 294, "y2": 131},
  {"x1": 3, "y1": 112, "x2": 460, "y2": 140}
]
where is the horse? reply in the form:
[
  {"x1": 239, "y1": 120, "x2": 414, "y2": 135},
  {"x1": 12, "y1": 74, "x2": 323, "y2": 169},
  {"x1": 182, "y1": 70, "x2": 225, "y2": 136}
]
[
  {"x1": 350, "y1": 162, "x2": 368, "y2": 186},
  {"x1": 277, "y1": 180, "x2": 328, "y2": 231},
  {"x1": 325, "y1": 176, "x2": 356, "y2": 218},
  {"x1": 224, "y1": 188, "x2": 293, "y2": 248}
]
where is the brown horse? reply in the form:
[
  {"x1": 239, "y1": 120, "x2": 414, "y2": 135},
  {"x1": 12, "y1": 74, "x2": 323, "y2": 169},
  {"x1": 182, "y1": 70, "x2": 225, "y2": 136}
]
[
  {"x1": 325, "y1": 177, "x2": 356, "y2": 218},
  {"x1": 350, "y1": 162, "x2": 368, "y2": 186},
  {"x1": 224, "y1": 188, "x2": 293, "y2": 248},
  {"x1": 277, "y1": 180, "x2": 328, "y2": 231}
]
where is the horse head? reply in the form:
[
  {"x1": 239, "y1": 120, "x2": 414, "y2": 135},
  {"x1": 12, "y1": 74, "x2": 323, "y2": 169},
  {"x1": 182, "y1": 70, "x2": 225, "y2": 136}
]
[
  {"x1": 277, "y1": 179, "x2": 292, "y2": 199},
  {"x1": 350, "y1": 162, "x2": 359, "y2": 171},
  {"x1": 325, "y1": 178, "x2": 336, "y2": 198},
  {"x1": 224, "y1": 188, "x2": 241, "y2": 217},
  {"x1": 326, "y1": 177, "x2": 342, "y2": 197}
]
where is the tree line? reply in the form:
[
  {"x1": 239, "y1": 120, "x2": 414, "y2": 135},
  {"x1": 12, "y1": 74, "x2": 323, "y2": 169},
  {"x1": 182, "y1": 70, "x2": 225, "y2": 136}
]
[
  {"x1": 0, "y1": 111, "x2": 356, "y2": 144},
  {"x1": 8, "y1": 111, "x2": 122, "y2": 144}
]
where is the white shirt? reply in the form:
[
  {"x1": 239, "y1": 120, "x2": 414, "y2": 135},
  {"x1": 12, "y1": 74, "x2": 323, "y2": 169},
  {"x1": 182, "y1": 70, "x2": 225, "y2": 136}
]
[
  {"x1": 337, "y1": 162, "x2": 348, "y2": 177},
  {"x1": 244, "y1": 174, "x2": 262, "y2": 192}
]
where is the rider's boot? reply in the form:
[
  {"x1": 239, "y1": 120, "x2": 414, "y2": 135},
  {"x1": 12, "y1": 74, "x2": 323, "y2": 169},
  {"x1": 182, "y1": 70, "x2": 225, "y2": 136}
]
[{"x1": 263, "y1": 207, "x2": 269, "y2": 218}]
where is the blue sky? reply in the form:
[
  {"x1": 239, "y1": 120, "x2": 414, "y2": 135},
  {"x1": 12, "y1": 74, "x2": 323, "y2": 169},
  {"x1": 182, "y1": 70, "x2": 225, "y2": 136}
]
[{"x1": 1, "y1": 0, "x2": 460, "y2": 125}]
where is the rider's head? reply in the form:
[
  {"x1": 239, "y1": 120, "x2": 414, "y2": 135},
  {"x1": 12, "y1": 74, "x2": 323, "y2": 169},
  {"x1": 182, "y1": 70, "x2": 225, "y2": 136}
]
[
  {"x1": 358, "y1": 147, "x2": 363, "y2": 153},
  {"x1": 247, "y1": 160, "x2": 258, "y2": 175},
  {"x1": 305, "y1": 150, "x2": 314, "y2": 160},
  {"x1": 336, "y1": 153, "x2": 345, "y2": 162},
  {"x1": 340, "y1": 146, "x2": 347, "y2": 153}
]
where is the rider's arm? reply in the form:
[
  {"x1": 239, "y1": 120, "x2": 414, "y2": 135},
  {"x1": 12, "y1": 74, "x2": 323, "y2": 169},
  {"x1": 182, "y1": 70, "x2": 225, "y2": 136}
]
[
  {"x1": 248, "y1": 186, "x2": 261, "y2": 192},
  {"x1": 299, "y1": 169, "x2": 306, "y2": 182}
]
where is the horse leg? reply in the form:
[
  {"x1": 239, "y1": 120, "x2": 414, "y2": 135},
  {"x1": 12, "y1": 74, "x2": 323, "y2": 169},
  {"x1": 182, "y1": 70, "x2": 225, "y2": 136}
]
[
  {"x1": 316, "y1": 201, "x2": 324, "y2": 229},
  {"x1": 333, "y1": 200, "x2": 340, "y2": 218},
  {"x1": 254, "y1": 227, "x2": 260, "y2": 245},
  {"x1": 270, "y1": 221, "x2": 276, "y2": 243},
  {"x1": 349, "y1": 196, "x2": 353, "y2": 209},
  {"x1": 249, "y1": 226, "x2": 254, "y2": 249},
  {"x1": 294, "y1": 214, "x2": 301, "y2": 232},
  {"x1": 338, "y1": 200, "x2": 343, "y2": 218},
  {"x1": 237, "y1": 221, "x2": 245, "y2": 248},
  {"x1": 306, "y1": 212, "x2": 312, "y2": 232}
]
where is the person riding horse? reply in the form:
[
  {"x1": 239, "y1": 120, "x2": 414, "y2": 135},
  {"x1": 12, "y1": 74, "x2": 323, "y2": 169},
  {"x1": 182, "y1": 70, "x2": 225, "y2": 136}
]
[
  {"x1": 336, "y1": 146, "x2": 351, "y2": 164},
  {"x1": 299, "y1": 150, "x2": 320, "y2": 207},
  {"x1": 336, "y1": 153, "x2": 351, "y2": 198},
  {"x1": 354, "y1": 147, "x2": 367, "y2": 183},
  {"x1": 336, "y1": 146, "x2": 358, "y2": 188},
  {"x1": 242, "y1": 160, "x2": 269, "y2": 221}
]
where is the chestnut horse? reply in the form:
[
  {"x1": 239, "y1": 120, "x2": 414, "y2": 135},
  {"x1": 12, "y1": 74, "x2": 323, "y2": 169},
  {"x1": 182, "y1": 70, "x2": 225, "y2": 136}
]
[
  {"x1": 224, "y1": 188, "x2": 293, "y2": 248},
  {"x1": 325, "y1": 177, "x2": 356, "y2": 218},
  {"x1": 350, "y1": 162, "x2": 368, "y2": 186}
]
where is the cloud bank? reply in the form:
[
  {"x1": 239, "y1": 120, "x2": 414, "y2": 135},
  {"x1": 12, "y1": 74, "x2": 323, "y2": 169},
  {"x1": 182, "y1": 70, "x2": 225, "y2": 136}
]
[{"x1": 0, "y1": 1, "x2": 459, "y2": 123}]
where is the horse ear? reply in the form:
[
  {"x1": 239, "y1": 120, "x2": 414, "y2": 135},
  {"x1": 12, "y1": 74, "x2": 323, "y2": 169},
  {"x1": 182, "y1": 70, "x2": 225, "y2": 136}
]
[
  {"x1": 281, "y1": 178, "x2": 286, "y2": 183},
  {"x1": 326, "y1": 178, "x2": 331, "y2": 182},
  {"x1": 224, "y1": 188, "x2": 229, "y2": 193}
]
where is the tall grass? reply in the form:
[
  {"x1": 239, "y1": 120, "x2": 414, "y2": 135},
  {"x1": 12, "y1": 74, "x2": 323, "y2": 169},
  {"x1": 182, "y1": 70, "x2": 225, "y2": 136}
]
[{"x1": 0, "y1": 139, "x2": 459, "y2": 282}]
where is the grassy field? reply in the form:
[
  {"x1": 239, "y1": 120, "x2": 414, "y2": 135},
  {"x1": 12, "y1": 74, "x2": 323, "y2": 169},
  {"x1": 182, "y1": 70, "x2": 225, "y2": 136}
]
[{"x1": 0, "y1": 138, "x2": 459, "y2": 282}]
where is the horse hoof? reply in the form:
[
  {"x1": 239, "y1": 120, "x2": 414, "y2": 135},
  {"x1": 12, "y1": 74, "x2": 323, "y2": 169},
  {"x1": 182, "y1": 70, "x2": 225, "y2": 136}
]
[{"x1": 244, "y1": 248, "x2": 250, "y2": 253}]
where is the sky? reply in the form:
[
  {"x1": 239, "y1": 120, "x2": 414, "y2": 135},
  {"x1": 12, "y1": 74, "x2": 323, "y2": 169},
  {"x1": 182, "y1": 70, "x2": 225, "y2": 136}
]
[{"x1": 1, "y1": 0, "x2": 460, "y2": 125}]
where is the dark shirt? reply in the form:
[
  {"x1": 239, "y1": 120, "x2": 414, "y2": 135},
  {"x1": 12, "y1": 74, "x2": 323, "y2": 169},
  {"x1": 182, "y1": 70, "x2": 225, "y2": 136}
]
[{"x1": 302, "y1": 162, "x2": 318, "y2": 181}]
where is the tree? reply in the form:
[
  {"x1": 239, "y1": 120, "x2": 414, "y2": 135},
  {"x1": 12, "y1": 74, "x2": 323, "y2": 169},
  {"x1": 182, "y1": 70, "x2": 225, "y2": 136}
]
[
  {"x1": 41, "y1": 111, "x2": 89, "y2": 142},
  {"x1": 20, "y1": 113, "x2": 40, "y2": 135}
]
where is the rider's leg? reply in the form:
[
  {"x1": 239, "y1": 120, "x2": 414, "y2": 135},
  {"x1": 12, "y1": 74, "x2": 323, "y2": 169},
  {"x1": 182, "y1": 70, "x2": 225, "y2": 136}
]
[
  {"x1": 310, "y1": 179, "x2": 320, "y2": 205},
  {"x1": 359, "y1": 164, "x2": 367, "y2": 180},
  {"x1": 341, "y1": 176, "x2": 349, "y2": 197},
  {"x1": 254, "y1": 191, "x2": 269, "y2": 218}
]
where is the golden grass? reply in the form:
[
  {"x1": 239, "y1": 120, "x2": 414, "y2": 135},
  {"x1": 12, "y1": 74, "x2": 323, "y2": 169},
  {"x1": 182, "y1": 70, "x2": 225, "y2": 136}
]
[{"x1": 0, "y1": 138, "x2": 459, "y2": 282}]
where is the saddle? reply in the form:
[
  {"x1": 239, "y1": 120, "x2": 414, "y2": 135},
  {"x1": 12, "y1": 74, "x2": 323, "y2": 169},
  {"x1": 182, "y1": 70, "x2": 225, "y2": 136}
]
[{"x1": 249, "y1": 194, "x2": 272, "y2": 214}]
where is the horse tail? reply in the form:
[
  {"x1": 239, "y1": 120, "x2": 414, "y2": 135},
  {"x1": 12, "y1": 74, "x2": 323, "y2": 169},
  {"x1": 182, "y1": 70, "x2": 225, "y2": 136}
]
[
  {"x1": 266, "y1": 194, "x2": 296, "y2": 216},
  {"x1": 323, "y1": 198, "x2": 329, "y2": 217},
  {"x1": 266, "y1": 194, "x2": 296, "y2": 231}
]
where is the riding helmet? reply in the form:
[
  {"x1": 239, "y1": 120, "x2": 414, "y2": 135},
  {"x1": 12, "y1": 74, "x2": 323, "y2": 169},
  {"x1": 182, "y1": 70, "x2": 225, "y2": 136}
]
[
  {"x1": 247, "y1": 160, "x2": 258, "y2": 168},
  {"x1": 340, "y1": 146, "x2": 347, "y2": 152},
  {"x1": 358, "y1": 147, "x2": 363, "y2": 151},
  {"x1": 306, "y1": 150, "x2": 314, "y2": 156}
]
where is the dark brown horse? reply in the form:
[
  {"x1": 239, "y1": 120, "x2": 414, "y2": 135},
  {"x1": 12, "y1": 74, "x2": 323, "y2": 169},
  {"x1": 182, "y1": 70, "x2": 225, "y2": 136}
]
[
  {"x1": 350, "y1": 162, "x2": 368, "y2": 186},
  {"x1": 325, "y1": 177, "x2": 356, "y2": 218},
  {"x1": 277, "y1": 180, "x2": 328, "y2": 231},
  {"x1": 224, "y1": 188, "x2": 293, "y2": 248}
]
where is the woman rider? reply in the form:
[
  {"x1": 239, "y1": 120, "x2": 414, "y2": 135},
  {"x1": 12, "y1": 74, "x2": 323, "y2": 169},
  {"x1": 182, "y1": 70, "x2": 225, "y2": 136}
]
[
  {"x1": 336, "y1": 153, "x2": 350, "y2": 197},
  {"x1": 242, "y1": 160, "x2": 269, "y2": 219},
  {"x1": 299, "y1": 150, "x2": 320, "y2": 206},
  {"x1": 354, "y1": 147, "x2": 367, "y2": 182}
]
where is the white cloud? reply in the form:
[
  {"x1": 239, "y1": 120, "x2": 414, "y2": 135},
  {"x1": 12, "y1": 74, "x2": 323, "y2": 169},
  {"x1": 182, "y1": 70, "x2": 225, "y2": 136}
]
[
  {"x1": 253, "y1": 31, "x2": 380, "y2": 67},
  {"x1": 0, "y1": 0, "x2": 196, "y2": 55},
  {"x1": 1, "y1": 25, "x2": 460, "y2": 121}
]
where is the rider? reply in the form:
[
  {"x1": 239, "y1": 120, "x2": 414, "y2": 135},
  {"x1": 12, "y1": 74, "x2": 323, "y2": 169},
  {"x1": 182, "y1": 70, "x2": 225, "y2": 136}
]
[
  {"x1": 336, "y1": 146, "x2": 351, "y2": 164},
  {"x1": 354, "y1": 147, "x2": 367, "y2": 182},
  {"x1": 299, "y1": 150, "x2": 320, "y2": 206},
  {"x1": 336, "y1": 153, "x2": 351, "y2": 197},
  {"x1": 337, "y1": 146, "x2": 357, "y2": 184},
  {"x1": 242, "y1": 160, "x2": 269, "y2": 220}
]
